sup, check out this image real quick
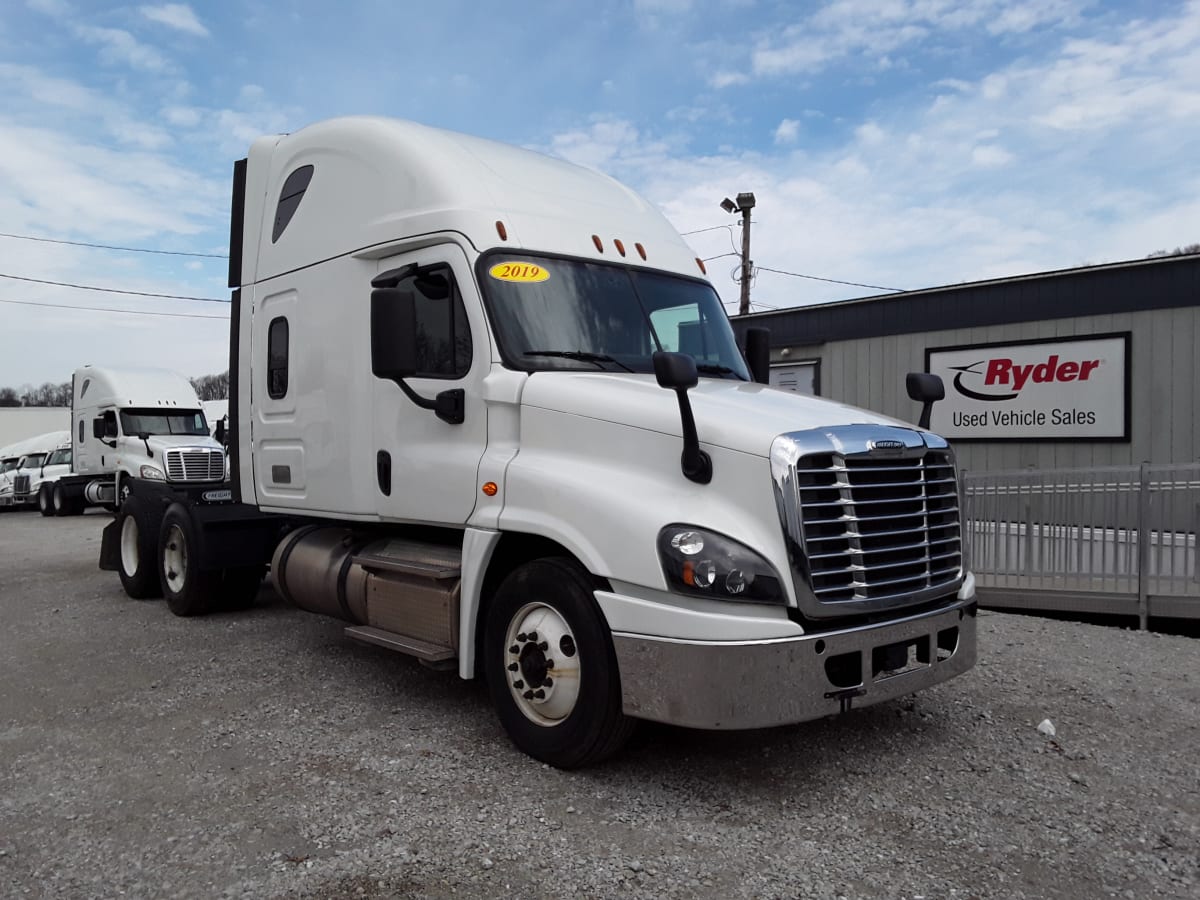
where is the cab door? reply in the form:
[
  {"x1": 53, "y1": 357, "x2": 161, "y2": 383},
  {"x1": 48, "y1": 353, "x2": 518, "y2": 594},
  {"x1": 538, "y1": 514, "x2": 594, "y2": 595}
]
[{"x1": 371, "y1": 245, "x2": 490, "y2": 525}]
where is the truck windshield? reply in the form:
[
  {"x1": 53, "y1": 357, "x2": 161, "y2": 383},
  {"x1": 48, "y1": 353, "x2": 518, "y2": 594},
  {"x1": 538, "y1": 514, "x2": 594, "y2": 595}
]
[
  {"x1": 479, "y1": 254, "x2": 750, "y2": 379},
  {"x1": 45, "y1": 448, "x2": 71, "y2": 467},
  {"x1": 21, "y1": 454, "x2": 47, "y2": 469},
  {"x1": 119, "y1": 409, "x2": 209, "y2": 436},
  {"x1": 1, "y1": 459, "x2": 16, "y2": 473}
]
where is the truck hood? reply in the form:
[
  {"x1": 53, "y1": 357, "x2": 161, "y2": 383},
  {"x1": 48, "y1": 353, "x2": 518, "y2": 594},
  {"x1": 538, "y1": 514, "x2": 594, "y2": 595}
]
[
  {"x1": 520, "y1": 372, "x2": 919, "y2": 457},
  {"x1": 142, "y1": 435, "x2": 222, "y2": 454}
]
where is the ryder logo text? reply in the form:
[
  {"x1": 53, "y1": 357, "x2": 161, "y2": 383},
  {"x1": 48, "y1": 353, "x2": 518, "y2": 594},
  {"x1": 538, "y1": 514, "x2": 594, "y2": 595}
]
[{"x1": 950, "y1": 354, "x2": 1102, "y2": 402}]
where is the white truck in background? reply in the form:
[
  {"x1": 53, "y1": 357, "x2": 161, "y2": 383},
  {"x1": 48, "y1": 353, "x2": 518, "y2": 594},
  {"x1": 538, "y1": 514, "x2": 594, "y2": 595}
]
[
  {"x1": 0, "y1": 431, "x2": 70, "y2": 510},
  {"x1": 50, "y1": 367, "x2": 225, "y2": 535},
  {"x1": 99, "y1": 117, "x2": 976, "y2": 767},
  {"x1": 30, "y1": 437, "x2": 73, "y2": 515}
]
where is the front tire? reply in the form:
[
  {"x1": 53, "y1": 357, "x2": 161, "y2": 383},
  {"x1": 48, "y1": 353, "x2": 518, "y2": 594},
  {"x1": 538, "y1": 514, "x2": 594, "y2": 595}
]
[
  {"x1": 117, "y1": 495, "x2": 162, "y2": 598},
  {"x1": 158, "y1": 503, "x2": 220, "y2": 617},
  {"x1": 484, "y1": 558, "x2": 634, "y2": 768}
]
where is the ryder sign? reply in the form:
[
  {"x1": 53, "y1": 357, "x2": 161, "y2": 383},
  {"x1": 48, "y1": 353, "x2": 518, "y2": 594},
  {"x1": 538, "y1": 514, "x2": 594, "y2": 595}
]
[{"x1": 926, "y1": 334, "x2": 1129, "y2": 441}]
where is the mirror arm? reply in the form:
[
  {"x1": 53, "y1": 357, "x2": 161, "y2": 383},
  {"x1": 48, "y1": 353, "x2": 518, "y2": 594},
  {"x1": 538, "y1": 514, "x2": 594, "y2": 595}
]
[{"x1": 671, "y1": 389, "x2": 712, "y2": 484}]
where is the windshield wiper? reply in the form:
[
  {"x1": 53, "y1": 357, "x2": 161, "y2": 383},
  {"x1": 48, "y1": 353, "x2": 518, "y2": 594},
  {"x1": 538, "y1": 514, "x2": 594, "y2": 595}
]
[
  {"x1": 695, "y1": 363, "x2": 747, "y2": 380},
  {"x1": 524, "y1": 350, "x2": 634, "y2": 373}
]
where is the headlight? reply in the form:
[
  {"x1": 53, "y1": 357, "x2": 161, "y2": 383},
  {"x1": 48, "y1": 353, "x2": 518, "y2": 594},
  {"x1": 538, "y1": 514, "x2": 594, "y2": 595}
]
[
  {"x1": 657, "y1": 525, "x2": 785, "y2": 605},
  {"x1": 140, "y1": 465, "x2": 165, "y2": 480}
]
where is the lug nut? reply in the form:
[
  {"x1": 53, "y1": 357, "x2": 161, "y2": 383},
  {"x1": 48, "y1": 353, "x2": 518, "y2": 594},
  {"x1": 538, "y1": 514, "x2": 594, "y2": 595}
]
[
  {"x1": 517, "y1": 632, "x2": 527, "y2": 642},
  {"x1": 538, "y1": 641, "x2": 549, "y2": 651},
  {"x1": 513, "y1": 680, "x2": 524, "y2": 689},
  {"x1": 507, "y1": 663, "x2": 518, "y2": 672},
  {"x1": 533, "y1": 689, "x2": 545, "y2": 699},
  {"x1": 509, "y1": 645, "x2": 519, "y2": 655},
  {"x1": 527, "y1": 631, "x2": 538, "y2": 642},
  {"x1": 523, "y1": 690, "x2": 534, "y2": 700},
  {"x1": 543, "y1": 677, "x2": 553, "y2": 687}
]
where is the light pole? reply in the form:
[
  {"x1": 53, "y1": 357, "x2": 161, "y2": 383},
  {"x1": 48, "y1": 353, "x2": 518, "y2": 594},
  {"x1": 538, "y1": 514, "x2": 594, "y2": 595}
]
[{"x1": 721, "y1": 192, "x2": 755, "y2": 315}]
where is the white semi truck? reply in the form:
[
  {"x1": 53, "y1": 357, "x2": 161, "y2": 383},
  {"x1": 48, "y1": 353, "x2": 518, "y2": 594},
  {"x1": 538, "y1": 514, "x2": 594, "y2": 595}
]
[
  {"x1": 52, "y1": 367, "x2": 224, "y2": 543},
  {"x1": 100, "y1": 117, "x2": 976, "y2": 767},
  {"x1": 0, "y1": 430, "x2": 70, "y2": 509}
]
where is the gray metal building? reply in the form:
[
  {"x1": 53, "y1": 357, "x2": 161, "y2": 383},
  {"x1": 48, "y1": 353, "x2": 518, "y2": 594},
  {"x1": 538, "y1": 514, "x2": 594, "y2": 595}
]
[{"x1": 732, "y1": 252, "x2": 1200, "y2": 471}]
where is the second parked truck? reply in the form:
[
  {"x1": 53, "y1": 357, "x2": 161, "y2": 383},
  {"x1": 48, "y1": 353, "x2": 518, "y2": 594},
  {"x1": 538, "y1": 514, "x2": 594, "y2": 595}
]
[{"x1": 102, "y1": 117, "x2": 976, "y2": 767}]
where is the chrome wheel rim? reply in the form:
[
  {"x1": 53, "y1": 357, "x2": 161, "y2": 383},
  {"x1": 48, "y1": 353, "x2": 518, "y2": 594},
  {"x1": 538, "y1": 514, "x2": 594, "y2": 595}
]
[
  {"x1": 119, "y1": 515, "x2": 139, "y2": 576},
  {"x1": 503, "y1": 602, "x2": 581, "y2": 726},
  {"x1": 162, "y1": 523, "x2": 188, "y2": 594}
]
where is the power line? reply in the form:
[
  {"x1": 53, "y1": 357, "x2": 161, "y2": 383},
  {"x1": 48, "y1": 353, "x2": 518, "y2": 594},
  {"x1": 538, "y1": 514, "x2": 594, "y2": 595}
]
[
  {"x1": 0, "y1": 298, "x2": 229, "y2": 320},
  {"x1": 680, "y1": 224, "x2": 735, "y2": 236},
  {"x1": 755, "y1": 265, "x2": 901, "y2": 292},
  {"x1": 0, "y1": 272, "x2": 227, "y2": 303},
  {"x1": 0, "y1": 231, "x2": 228, "y2": 259}
]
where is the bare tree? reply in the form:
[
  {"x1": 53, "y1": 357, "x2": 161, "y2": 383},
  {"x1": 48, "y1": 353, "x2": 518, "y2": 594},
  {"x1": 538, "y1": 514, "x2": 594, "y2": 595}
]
[
  {"x1": 1146, "y1": 243, "x2": 1200, "y2": 259},
  {"x1": 0, "y1": 387, "x2": 18, "y2": 407}
]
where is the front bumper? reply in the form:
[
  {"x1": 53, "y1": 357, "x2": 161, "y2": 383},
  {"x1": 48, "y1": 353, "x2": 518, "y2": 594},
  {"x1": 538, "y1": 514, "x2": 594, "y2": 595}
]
[{"x1": 611, "y1": 596, "x2": 977, "y2": 729}]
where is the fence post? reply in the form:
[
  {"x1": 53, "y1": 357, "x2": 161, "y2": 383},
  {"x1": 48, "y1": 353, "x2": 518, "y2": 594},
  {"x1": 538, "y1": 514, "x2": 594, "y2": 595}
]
[{"x1": 1136, "y1": 462, "x2": 1150, "y2": 630}]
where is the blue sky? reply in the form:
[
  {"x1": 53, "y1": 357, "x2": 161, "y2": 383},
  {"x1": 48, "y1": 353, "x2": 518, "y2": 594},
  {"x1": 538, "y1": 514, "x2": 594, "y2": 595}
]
[{"x1": 1, "y1": 0, "x2": 1196, "y2": 386}]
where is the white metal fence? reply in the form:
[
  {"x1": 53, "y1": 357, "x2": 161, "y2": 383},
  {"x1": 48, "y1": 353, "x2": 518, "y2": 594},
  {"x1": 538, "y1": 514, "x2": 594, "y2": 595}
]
[{"x1": 962, "y1": 463, "x2": 1200, "y2": 627}]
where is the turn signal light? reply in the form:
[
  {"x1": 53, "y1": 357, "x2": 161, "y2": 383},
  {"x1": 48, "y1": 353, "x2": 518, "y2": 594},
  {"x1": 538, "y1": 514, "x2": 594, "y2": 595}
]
[
  {"x1": 482, "y1": 482, "x2": 498, "y2": 496},
  {"x1": 695, "y1": 257, "x2": 707, "y2": 274}
]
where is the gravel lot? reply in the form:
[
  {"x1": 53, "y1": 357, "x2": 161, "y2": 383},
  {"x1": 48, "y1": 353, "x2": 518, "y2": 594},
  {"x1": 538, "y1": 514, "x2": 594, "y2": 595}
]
[{"x1": 1, "y1": 509, "x2": 1197, "y2": 899}]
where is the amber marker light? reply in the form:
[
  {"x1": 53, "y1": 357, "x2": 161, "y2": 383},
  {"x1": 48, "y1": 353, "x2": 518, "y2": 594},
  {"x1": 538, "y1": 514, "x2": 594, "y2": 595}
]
[
  {"x1": 635, "y1": 243, "x2": 646, "y2": 260},
  {"x1": 495, "y1": 221, "x2": 508, "y2": 241},
  {"x1": 695, "y1": 257, "x2": 707, "y2": 274},
  {"x1": 482, "y1": 481, "x2": 498, "y2": 496},
  {"x1": 614, "y1": 239, "x2": 626, "y2": 257},
  {"x1": 592, "y1": 234, "x2": 604, "y2": 252}
]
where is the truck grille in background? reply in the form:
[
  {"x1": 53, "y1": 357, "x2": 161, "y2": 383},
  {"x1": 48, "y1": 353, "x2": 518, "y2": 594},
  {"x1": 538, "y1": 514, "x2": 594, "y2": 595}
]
[
  {"x1": 14, "y1": 474, "x2": 30, "y2": 498},
  {"x1": 786, "y1": 450, "x2": 962, "y2": 605},
  {"x1": 164, "y1": 448, "x2": 225, "y2": 482}
]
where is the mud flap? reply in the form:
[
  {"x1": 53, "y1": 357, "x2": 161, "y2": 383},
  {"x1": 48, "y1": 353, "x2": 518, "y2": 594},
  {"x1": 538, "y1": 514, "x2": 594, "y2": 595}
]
[{"x1": 99, "y1": 517, "x2": 122, "y2": 571}]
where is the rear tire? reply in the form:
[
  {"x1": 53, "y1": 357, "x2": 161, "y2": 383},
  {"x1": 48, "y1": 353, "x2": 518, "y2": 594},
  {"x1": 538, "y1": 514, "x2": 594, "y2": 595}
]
[
  {"x1": 159, "y1": 503, "x2": 220, "y2": 617},
  {"x1": 117, "y1": 495, "x2": 162, "y2": 599},
  {"x1": 38, "y1": 485, "x2": 54, "y2": 517},
  {"x1": 52, "y1": 483, "x2": 69, "y2": 517},
  {"x1": 484, "y1": 557, "x2": 635, "y2": 769}
]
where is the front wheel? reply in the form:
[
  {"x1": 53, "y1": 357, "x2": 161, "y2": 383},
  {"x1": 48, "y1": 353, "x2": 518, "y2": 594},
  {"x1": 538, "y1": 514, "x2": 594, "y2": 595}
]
[
  {"x1": 484, "y1": 558, "x2": 634, "y2": 768},
  {"x1": 159, "y1": 503, "x2": 221, "y2": 617}
]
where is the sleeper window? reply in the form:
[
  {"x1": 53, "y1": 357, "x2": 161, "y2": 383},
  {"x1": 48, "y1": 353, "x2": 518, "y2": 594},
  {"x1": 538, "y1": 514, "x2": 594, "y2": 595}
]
[{"x1": 268, "y1": 317, "x2": 289, "y2": 399}]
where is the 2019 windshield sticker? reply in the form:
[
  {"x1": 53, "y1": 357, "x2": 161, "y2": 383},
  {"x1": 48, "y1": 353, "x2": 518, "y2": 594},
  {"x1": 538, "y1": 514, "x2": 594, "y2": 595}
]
[{"x1": 488, "y1": 262, "x2": 550, "y2": 283}]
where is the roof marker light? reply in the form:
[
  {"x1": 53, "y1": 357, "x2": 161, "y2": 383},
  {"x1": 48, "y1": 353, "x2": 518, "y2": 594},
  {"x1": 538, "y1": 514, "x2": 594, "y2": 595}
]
[
  {"x1": 614, "y1": 239, "x2": 626, "y2": 257},
  {"x1": 592, "y1": 234, "x2": 604, "y2": 253},
  {"x1": 696, "y1": 257, "x2": 707, "y2": 274},
  {"x1": 495, "y1": 221, "x2": 508, "y2": 241},
  {"x1": 635, "y1": 243, "x2": 647, "y2": 260}
]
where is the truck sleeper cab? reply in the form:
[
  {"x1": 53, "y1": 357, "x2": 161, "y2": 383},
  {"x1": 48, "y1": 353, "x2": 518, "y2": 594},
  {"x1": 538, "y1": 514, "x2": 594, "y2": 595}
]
[{"x1": 100, "y1": 117, "x2": 976, "y2": 768}]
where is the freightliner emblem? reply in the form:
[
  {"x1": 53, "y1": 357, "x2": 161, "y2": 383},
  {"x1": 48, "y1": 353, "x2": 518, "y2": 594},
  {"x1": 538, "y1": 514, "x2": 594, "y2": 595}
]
[{"x1": 870, "y1": 439, "x2": 906, "y2": 451}]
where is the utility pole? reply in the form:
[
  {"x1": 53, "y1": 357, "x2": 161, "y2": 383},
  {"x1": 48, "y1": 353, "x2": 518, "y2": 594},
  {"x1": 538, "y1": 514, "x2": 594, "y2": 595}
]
[{"x1": 721, "y1": 192, "x2": 756, "y2": 315}]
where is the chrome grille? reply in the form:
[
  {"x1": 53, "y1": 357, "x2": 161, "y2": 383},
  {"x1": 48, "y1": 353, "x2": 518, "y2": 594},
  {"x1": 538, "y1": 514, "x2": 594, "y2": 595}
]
[
  {"x1": 164, "y1": 448, "x2": 225, "y2": 482},
  {"x1": 14, "y1": 474, "x2": 30, "y2": 498},
  {"x1": 772, "y1": 425, "x2": 963, "y2": 618}
]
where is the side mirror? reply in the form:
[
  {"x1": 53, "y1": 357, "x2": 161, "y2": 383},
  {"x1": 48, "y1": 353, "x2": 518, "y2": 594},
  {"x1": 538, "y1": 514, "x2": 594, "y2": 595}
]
[
  {"x1": 214, "y1": 419, "x2": 226, "y2": 447},
  {"x1": 652, "y1": 351, "x2": 711, "y2": 484},
  {"x1": 906, "y1": 372, "x2": 945, "y2": 430},
  {"x1": 653, "y1": 351, "x2": 698, "y2": 390},
  {"x1": 370, "y1": 288, "x2": 419, "y2": 381},
  {"x1": 743, "y1": 327, "x2": 771, "y2": 385}
]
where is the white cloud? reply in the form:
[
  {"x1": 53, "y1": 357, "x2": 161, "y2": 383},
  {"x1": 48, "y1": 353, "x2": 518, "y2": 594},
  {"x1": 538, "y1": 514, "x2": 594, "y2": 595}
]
[
  {"x1": 709, "y1": 70, "x2": 749, "y2": 89},
  {"x1": 774, "y1": 119, "x2": 800, "y2": 144},
  {"x1": 74, "y1": 25, "x2": 170, "y2": 72},
  {"x1": 140, "y1": 4, "x2": 209, "y2": 37},
  {"x1": 971, "y1": 145, "x2": 1012, "y2": 167}
]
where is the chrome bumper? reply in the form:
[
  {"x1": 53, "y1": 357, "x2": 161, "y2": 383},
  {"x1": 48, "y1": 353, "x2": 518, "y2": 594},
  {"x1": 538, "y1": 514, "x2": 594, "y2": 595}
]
[{"x1": 611, "y1": 598, "x2": 977, "y2": 730}]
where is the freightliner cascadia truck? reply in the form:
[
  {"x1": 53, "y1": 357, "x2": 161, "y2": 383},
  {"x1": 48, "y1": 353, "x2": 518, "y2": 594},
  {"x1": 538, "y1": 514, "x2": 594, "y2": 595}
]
[{"x1": 100, "y1": 117, "x2": 976, "y2": 767}]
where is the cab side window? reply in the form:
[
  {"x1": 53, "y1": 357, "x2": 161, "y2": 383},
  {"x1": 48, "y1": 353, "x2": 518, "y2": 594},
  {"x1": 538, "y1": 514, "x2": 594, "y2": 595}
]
[
  {"x1": 102, "y1": 410, "x2": 118, "y2": 438},
  {"x1": 399, "y1": 266, "x2": 472, "y2": 378},
  {"x1": 267, "y1": 317, "x2": 289, "y2": 399}
]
